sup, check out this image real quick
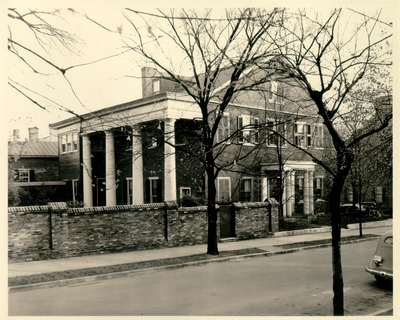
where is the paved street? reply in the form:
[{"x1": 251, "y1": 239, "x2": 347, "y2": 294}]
[{"x1": 8, "y1": 240, "x2": 392, "y2": 316}]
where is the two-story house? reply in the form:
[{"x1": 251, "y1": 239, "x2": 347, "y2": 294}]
[
  {"x1": 8, "y1": 127, "x2": 66, "y2": 206},
  {"x1": 48, "y1": 65, "x2": 329, "y2": 217}
]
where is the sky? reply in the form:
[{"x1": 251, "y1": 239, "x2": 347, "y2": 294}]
[
  {"x1": 5, "y1": 7, "x2": 144, "y2": 140},
  {"x1": 3, "y1": 3, "x2": 397, "y2": 141}
]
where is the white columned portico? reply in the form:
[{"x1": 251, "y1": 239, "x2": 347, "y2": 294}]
[
  {"x1": 260, "y1": 161, "x2": 316, "y2": 217},
  {"x1": 105, "y1": 130, "x2": 117, "y2": 206},
  {"x1": 132, "y1": 125, "x2": 144, "y2": 204},
  {"x1": 164, "y1": 118, "x2": 177, "y2": 201},
  {"x1": 82, "y1": 133, "x2": 93, "y2": 207}
]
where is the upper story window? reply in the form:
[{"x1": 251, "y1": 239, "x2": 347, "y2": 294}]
[
  {"x1": 294, "y1": 122, "x2": 310, "y2": 148},
  {"x1": 237, "y1": 115, "x2": 259, "y2": 144},
  {"x1": 266, "y1": 120, "x2": 286, "y2": 147},
  {"x1": 313, "y1": 124, "x2": 324, "y2": 148},
  {"x1": 294, "y1": 122, "x2": 324, "y2": 148},
  {"x1": 266, "y1": 81, "x2": 285, "y2": 104},
  {"x1": 61, "y1": 132, "x2": 78, "y2": 153},
  {"x1": 216, "y1": 113, "x2": 230, "y2": 144},
  {"x1": 267, "y1": 81, "x2": 277, "y2": 103},
  {"x1": 152, "y1": 80, "x2": 160, "y2": 93}
]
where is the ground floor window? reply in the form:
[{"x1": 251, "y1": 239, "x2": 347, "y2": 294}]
[
  {"x1": 127, "y1": 178, "x2": 133, "y2": 204},
  {"x1": 72, "y1": 179, "x2": 78, "y2": 202},
  {"x1": 17, "y1": 169, "x2": 34, "y2": 182},
  {"x1": 239, "y1": 178, "x2": 253, "y2": 202},
  {"x1": 314, "y1": 176, "x2": 323, "y2": 200},
  {"x1": 180, "y1": 187, "x2": 191, "y2": 199},
  {"x1": 146, "y1": 177, "x2": 162, "y2": 203}
]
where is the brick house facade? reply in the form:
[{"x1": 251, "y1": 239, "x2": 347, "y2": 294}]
[{"x1": 49, "y1": 66, "x2": 330, "y2": 217}]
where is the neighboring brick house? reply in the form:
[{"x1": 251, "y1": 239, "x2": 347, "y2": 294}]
[
  {"x1": 8, "y1": 127, "x2": 66, "y2": 206},
  {"x1": 48, "y1": 65, "x2": 329, "y2": 217}
]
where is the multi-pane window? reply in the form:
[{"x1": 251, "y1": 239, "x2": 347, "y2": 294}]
[
  {"x1": 276, "y1": 83, "x2": 285, "y2": 104},
  {"x1": 294, "y1": 123, "x2": 311, "y2": 147},
  {"x1": 314, "y1": 177, "x2": 323, "y2": 199},
  {"x1": 294, "y1": 123, "x2": 305, "y2": 147},
  {"x1": 61, "y1": 132, "x2": 78, "y2": 153},
  {"x1": 313, "y1": 124, "x2": 324, "y2": 148},
  {"x1": 217, "y1": 177, "x2": 231, "y2": 202},
  {"x1": 239, "y1": 178, "x2": 253, "y2": 202},
  {"x1": 18, "y1": 169, "x2": 30, "y2": 182},
  {"x1": 145, "y1": 178, "x2": 162, "y2": 203},
  {"x1": 267, "y1": 120, "x2": 286, "y2": 147},
  {"x1": 296, "y1": 177, "x2": 305, "y2": 201},
  {"x1": 237, "y1": 115, "x2": 259, "y2": 144},
  {"x1": 294, "y1": 122, "x2": 324, "y2": 148},
  {"x1": 267, "y1": 81, "x2": 278, "y2": 103},
  {"x1": 127, "y1": 178, "x2": 133, "y2": 204},
  {"x1": 180, "y1": 187, "x2": 191, "y2": 199},
  {"x1": 72, "y1": 179, "x2": 79, "y2": 202},
  {"x1": 216, "y1": 113, "x2": 230, "y2": 143},
  {"x1": 266, "y1": 81, "x2": 285, "y2": 104}
]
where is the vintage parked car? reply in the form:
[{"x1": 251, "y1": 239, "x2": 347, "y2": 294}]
[
  {"x1": 365, "y1": 230, "x2": 393, "y2": 282},
  {"x1": 339, "y1": 203, "x2": 366, "y2": 215},
  {"x1": 362, "y1": 202, "x2": 382, "y2": 217}
]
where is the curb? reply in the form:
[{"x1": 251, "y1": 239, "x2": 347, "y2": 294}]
[{"x1": 8, "y1": 236, "x2": 380, "y2": 293}]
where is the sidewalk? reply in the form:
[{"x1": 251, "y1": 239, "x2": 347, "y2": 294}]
[{"x1": 9, "y1": 220, "x2": 392, "y2": 281}]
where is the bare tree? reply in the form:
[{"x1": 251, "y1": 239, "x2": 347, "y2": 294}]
[
  {"x1": 266, "y1": 8, "x2": 392, "y2": 315},
  {"x1": 120, "y1": 8, "x2": 285, "y2": 255}
]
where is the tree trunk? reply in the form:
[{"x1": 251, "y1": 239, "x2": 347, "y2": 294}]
[
  {"x1": 206, "y1": 150, "x2": 219, "y2": 255},
  {"x1": 330, "y1": 177, "x2": 344, "y2": 316},
  {"x1": 330, "y1": 155, "x2": 353, "y2": 316}
]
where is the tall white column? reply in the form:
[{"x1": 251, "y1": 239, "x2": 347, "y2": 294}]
[
  {"x1": 309, "y1": 170, "x2": 314, "y2": 214},
  {"x1": 304, "y1": 171, "x2": 310, "y2": 215},
  {"x1": 282, "y1": 173, "x2": 287, "y2": 217},
  {"x1": 82, "y1": 134, "x2": 93, "y2": 207},
  {"x1": 105, "y1": 130, "x2": 117, "y2": 206},
  {"x1": 132, "y1": 125, "x2": 144, "y2": 204},
  {"x1": 290, "y1": 171, "x2": 296, "y2": 216},
  {"x1": 261, "y1": 176, "x2": 268, "y2": 202},
  {"x1": 164, "y1": 118, "x2": 177, "y2": 201},
  {"x1": 285, "y1": 171, "x2": 292, "y2": 217}
]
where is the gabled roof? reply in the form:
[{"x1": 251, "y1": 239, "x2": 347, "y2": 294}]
[{"x1": 8, "y1": 140, "x2": 58, "y2": 158}]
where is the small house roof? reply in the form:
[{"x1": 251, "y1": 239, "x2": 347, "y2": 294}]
[{"x1": 8, "y1": 140, "x2": 58, "y2": 158}]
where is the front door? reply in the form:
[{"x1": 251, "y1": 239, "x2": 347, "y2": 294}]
[
  {"x1": 220, "y1": 204, "x2": 235, "y2": 238},
  {"x1": 96, "y1": 178, "x2": 106, "y2": 206}
]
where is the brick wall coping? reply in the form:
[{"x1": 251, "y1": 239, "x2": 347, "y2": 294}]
[
  {"x1": 8, "y1": 206, "x2": 49, "y2": 213},
  {"x1": 9, "y1": 202, "x2": 183, "y2": 215},
  {"x1": 178, "y1": 205, "x2": 208, "y2": 213},
  {"x1": 233, "y1": 200, "x2": 277, "y2": 209}
]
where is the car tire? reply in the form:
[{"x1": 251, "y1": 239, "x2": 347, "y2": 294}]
[{"x1": 374, "y1": 275, "x2": 385, "y2": 282}]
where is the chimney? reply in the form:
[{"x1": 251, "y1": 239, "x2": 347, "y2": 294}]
[
  {"x1": 13, "y1": 129, "x2": 20, "y2": 141},
  {"x1": 28, "y1": 127, "x2": 39, "y2": 141}
]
